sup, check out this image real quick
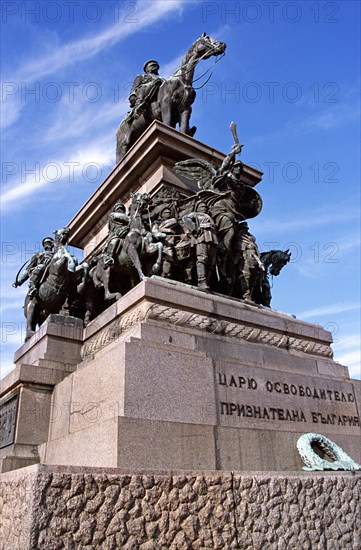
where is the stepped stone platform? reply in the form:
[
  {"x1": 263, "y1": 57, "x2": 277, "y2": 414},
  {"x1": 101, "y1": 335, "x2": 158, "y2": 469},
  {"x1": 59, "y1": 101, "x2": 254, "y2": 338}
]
[{"x1": 1, "y1": 277, "x2": 360, "y2": 473}]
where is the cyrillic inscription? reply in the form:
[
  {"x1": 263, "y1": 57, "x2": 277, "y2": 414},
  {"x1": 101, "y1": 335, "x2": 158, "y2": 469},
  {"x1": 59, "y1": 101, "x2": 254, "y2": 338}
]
[
  {"x1": 220, "y1": 401, "x2": 306, "y2": 422},
  {"x1": 311, "y1": 412, "x2": 360, "y2": 427},
  {"x1": 218, "y1": 372, "x2": 355, "y2": 403},
  {"x1": 265, "y1": 381, "x2": 354, "y2": 402},
  {"x1": 218, "y1": 371, "x2": 360, "y2": 428}
]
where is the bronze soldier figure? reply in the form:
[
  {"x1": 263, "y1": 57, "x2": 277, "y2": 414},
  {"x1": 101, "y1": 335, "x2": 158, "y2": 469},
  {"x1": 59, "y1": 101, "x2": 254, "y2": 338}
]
[
  {"x1": 103, "y1": 201, "x2": 130, "y2": 267},
  {"x1": 235, "y1": 222, "x2": 264, "y2": 301},
  {"x1": 182, "y1": 201, "x2": 219, "y2": 291},
  {"x1": 13, "y1": 237, "x2": 54, "y2": 298},
  {"x1": 128, "y1": 60, "x2": 164, "y2": 118}
]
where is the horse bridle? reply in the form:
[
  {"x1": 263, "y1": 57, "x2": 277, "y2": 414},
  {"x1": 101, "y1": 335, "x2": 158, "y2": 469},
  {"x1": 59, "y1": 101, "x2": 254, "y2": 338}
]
[{"x1": 174, "y1": 39, "x2": 225, "y2": 89}]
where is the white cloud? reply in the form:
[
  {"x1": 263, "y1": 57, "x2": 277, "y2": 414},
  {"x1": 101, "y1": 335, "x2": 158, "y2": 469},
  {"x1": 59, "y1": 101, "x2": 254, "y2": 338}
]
[
  {"x1": 333, "y1": 334, "x2": 360, "y2": 380},
  {"x1": 253, "y1": 205, "x2": 360, "y2": 236},
  {"x1": 42, "y1": 100, "x2": 128, "y2": 145},
  {"x1": 10, "y1": 1, "x2": 186, "y2": 83},
  {"x1": 333, "y1": 334, "x2": 361, "y2": 381},
  {"x1": 252, "y1": 100, "x2": 360, "y2": 144},
  {"x1": 333, "y1": 334, "x2": 361, "y2": 351},
  {"x1": 1, "y1": 0, "x2": 187, "y2": 129},
  {"x1": 298, "y1": 302, "x2": 360, "y2": 319},
  {"x1": 334, "y1": 351, "x2": 360, "y2": 379},
  {"x1": 0, "y1": 137, "x2": 114, "y2": 209}
]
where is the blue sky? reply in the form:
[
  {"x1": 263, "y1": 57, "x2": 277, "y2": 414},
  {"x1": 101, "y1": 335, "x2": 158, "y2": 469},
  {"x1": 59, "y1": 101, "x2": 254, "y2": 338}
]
[{"x1": 1, "y1": 0, "x2": 360, "y2": 379}]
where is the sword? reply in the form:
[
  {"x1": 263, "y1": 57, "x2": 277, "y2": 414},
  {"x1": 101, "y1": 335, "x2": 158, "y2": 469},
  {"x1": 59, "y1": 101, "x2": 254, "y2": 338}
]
[{"x1": 230, "y1": 121, "x2": 243, "y2": 153}]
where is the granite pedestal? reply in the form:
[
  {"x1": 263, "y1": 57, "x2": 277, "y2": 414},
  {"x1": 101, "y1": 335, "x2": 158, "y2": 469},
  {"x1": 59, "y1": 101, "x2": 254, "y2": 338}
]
[{"x1": 1, "y1": 121, "x2": 360, "y2": 548}]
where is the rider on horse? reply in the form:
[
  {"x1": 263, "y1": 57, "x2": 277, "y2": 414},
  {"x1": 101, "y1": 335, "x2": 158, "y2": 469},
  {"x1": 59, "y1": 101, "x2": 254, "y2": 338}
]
[
  {"x1": 128, "y1": 60, "x2": 164, "y2": 119},
  {"x1": 13, "y1": 236, "x2": 54, "y2": 298},
  {"x1": 103, "y1": 201, "x2": 130, "y2": 267}
]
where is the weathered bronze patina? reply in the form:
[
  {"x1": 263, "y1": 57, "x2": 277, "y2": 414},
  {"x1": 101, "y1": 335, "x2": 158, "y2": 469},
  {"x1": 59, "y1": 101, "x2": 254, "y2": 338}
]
[{"x1": 116, "y1": 33, "x2": 226, "y2": 162}]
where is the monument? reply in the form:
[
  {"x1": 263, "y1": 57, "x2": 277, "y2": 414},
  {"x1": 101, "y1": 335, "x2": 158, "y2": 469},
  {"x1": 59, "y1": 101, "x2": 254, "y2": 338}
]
[{"x1": 1, "y1": 33, "x2": 360, "y2": 549}]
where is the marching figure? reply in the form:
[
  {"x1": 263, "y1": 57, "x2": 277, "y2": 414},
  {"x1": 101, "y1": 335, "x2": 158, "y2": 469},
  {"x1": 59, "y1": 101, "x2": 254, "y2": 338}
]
[
  {"x1": 182, "y1": 201, "x2": 219, "y2": 291},
  {"x1": 234, "y1": 222, "x2": 264, "y2": 301}
]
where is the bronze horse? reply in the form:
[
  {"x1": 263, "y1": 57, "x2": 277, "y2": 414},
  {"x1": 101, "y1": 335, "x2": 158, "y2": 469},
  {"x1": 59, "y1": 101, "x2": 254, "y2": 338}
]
[
  {"x1": 116, "y1": 33, "x2": 226, "y2": 162},
  {"x1": 23, "y1": 230, "x2": 79, "y2": 340},
  {"x1": 252, "y1": 249, "x2": 291, "y2": 307},
  {"x1": 90, "y1": 193, "x2": 163, "y2": 303}
]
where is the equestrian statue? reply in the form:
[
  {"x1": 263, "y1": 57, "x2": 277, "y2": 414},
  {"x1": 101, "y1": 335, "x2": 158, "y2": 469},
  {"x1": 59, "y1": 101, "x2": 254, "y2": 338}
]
[
  {"x1": 116, "y1": 33, "x2": 226, "y2": 162},
  {"x1": 13, "y1": 228, "x2": 86, "y2": 341}
]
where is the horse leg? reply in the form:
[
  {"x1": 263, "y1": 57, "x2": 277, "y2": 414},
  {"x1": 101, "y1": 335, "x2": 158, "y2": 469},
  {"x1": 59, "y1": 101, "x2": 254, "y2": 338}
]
[
  {"x1": 116, "y1": 136, "x2": 129, "y2": 163},
  {"x1": 25, "y1": 299, "x2": 37, "y2": 341},
  {"x1": 102, "y1": 268, "x2": 122, "y2": 302},
  {"x1": 124, "y1": 242, "x2": 146, "y2": 280},
  {"x1": 116, "y1": 123, "x2": 131, "y2": 163},
  {"x1": 179, "y1": 108, "x2": 192, "y2": 134},
  {"x1": 160, "y1": 96, "x2": 173, "y2": 127},
  {"x1": 152, "y1": 243, "x2": 163, "y2": 275},
  {"x1": 92, "y1": 265, "x2": 121, "y2": 302},
  {"x1": 261, "y1": 278, "x2": 271, "y2": 307}
]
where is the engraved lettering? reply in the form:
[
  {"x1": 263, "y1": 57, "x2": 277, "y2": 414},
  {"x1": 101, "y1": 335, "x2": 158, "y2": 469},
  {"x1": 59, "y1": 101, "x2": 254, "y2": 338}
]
[
  {"x1": 220, "y1": 402, "x2": 229, "y2": 415},
  {"x1": 229, "y1": 375, "x2": 237, "y2": 387},
  {"x1": 219, "y1": 401, "x2": 306, "y2": 423},
  {"x1": 238, "y1": 404, "x2": 245, "y2": 416},
  {"x1": 229, "y1": 403, "x2": 237, "y2": 414},
  {"x1": 249, "y1": 378, "x2": 258, "y2": 390}
]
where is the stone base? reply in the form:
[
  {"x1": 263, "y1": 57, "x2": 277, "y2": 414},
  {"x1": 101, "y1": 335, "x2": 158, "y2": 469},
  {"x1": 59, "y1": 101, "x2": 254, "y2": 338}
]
[
  {"x1": 0, "y1": 464, "x2": 360, "y2": 549},
  {"x1": 0, "y1": 316, "x2": 83, "y2": 472},
  {"x1": 40, "y1": 277, "x2": 360, "y2": 471},
  {"x1": 1, "y1": 278, "x2": 360, "y2": 473}
]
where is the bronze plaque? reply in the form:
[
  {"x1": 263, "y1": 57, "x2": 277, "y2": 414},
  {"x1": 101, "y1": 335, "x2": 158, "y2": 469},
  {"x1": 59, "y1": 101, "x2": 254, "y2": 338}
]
[{"x1": 0, "y1": 392, "x2": 19, "y2": 448}]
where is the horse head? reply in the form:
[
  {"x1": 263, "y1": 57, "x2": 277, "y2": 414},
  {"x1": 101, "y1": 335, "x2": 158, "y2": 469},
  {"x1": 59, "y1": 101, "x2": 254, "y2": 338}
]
[
  {"x1": 54, "y1": 227, "x2": 70, "y2": 247},
  {"x1": 194, "y1": 33, "x2": 226, "y2": 60},
  {"x1": 130, "y1": 193, "x2": 150, "y2": 214},
  {"x1": 268, "y1": 249, "x2": 291, "y2": 276}
]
